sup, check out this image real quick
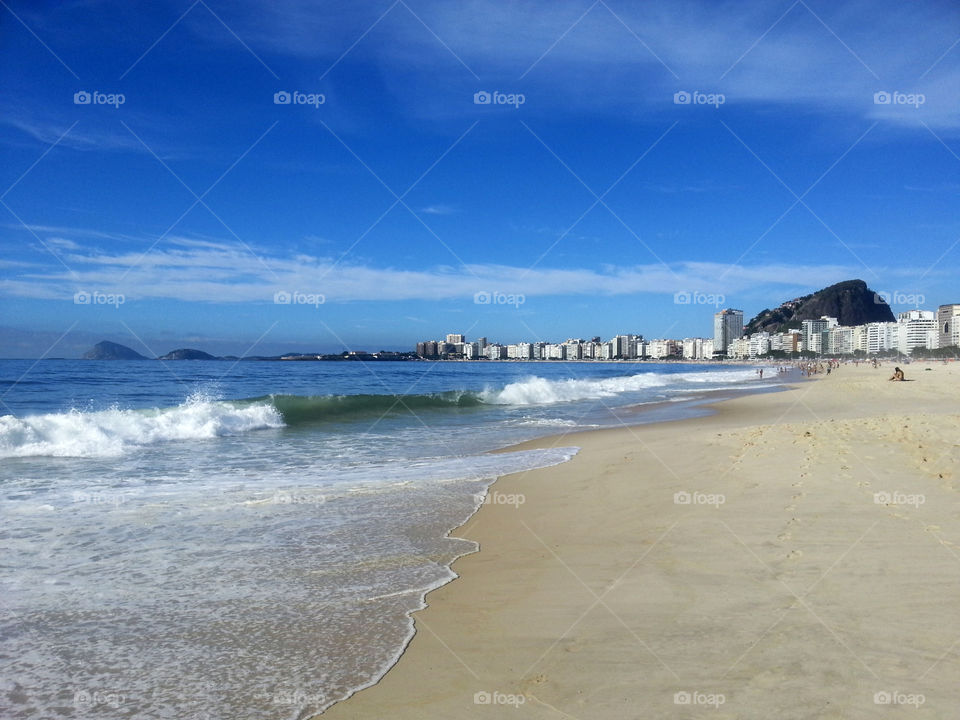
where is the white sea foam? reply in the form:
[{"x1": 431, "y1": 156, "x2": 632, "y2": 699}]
[
  {"x1": 482, "y1": 368, "x2": 757, "y2": 406},
  {"x1": 0, "y1": 394, "x2": 284, "y2": 458}
]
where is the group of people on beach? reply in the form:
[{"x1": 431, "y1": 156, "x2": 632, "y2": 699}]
[
  {"x1": 757, "y1": 359, "x2": 911, "y2": 381},
  {"x1": 798, "y1": 361, "x2": 834, "y2": 376}
]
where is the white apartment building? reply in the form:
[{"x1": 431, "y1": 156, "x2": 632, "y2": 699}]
[
  {"x1": 748, "y1": 332, "x2": 771, "y2": 357},
  {"x1": 826, "y1": 326, "x2": 854, "y2": 355},
  {"x1": 713, "y1": 309, "x2": 744, "y2": 355},
  {"x1": 647, "y1": 339, "x2": 679, "y2": 359},
  {"x1": 729, "y1": 337, "x2": 751, "y2": 359},
  {"x1": 486, "y1": 344, "x2": 507, "y2": 360},
  {"x1": 546, "y1": 344, "x2": 566, "y2": 360},
  {"x1": 801, "y1": 317, "x2": 837, "y2": 355},
  {"x1": 865, "y1": 322, "x2": 898, "y2": 354},
  {"x1": 938, "y1": 304, "x2": 960, "y2": 348},
  {"x1": 897, "y1": 310, "x2": 938, "y2": 352}
]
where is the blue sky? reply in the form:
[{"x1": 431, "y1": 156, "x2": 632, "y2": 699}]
[{"x1": 1, "y1": 0, "x2": 958, "y2": 357}]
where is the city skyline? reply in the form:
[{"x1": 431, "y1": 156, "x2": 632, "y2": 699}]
[
  {"x1": 413, "y1": 301, "x2": 959, "y2": 361},
  {"x1": 2, "y1": 1, "x2": 959, "y2": 358}
]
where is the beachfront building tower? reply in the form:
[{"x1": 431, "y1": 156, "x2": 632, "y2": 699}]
[
  {"x1": 938, "y1": 304, "x2": 960, "y2": 349},
  {"x1": 713, "y1": 309, "x2": 743, "y2": 357},
  {"x1": 801, "y1": 317, "x2": 835, "y2": 355}
]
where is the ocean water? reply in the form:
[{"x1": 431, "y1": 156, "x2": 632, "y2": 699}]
[{"x1": 0, "y1": 359, "x2": 781, "y2": 719}]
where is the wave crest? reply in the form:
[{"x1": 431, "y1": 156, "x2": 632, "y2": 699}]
[{"x1": 0, "y1": 394, "x2": 284, "y2": 458}]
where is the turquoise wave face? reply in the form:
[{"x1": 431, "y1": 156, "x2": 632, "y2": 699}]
[{"x1": 256, "y1": 391, "x2": 486, "y2": 425}]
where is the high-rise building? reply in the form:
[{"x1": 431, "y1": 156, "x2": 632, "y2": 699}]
[
  {"x1": 897, "y1": 310, "x2": 938, "y2": 353},
  {"x1": 416, "y1": 340, "x2": 439, "y2": 358},
  {"x1": 446, "y1": 333, "x2": 465, "y2": 345},
  {"x1": 826, "y1": 326, "x2": 854, "y2": 355},
  {"x1": 865, "y1": 322, "x2": 898, "y2": 354},
  {"x1": 713, "y1": 309, "x2": 743, "y2": 356},
  {"x1": 801, "y1": 317, "x2": 835, "y2": 354},
  {"x1": 938, "y1": 304, "x2": 960, "y2": 349}
]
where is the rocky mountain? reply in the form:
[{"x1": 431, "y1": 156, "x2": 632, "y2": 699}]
[
  {"x1": 157, "y1": 348, "x2": 219, "y2": 360},
  {"x1": 744, "y1": 279, "x2": 895, "y2": 335},
  {"x1": 82, "y1": 341, "x2": 149, "y2": 360}
]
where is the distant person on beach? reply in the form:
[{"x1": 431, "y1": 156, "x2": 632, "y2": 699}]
[{"x1": 889, "y1": 367, "x2": 905, "y2": 381}]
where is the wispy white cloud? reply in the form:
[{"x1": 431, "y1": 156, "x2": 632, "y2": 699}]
[
  {"x1": 197, "y1": 0, "x2": 960, "y2": 128},
  {"x1": 420, "y1": 204, "x2": 457, "y2": 215},
  {"x1": 0, "y1": 234, "x2": 928, "y2": 304}
]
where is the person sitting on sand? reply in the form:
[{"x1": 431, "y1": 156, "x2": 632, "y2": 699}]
[{"x1": 888, "y1": 366, "x2": 905, "y2": 381}]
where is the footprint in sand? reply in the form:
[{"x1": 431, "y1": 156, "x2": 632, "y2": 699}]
[
  {"x1": 792, "y1": 493, "x2": 805, "y2": 501},
  {"x1": 777, "y1": 532, "x2": 791, "y2": 541},
  {"x1": 792, "y1": 481, "x2": 804, "y2": 488},
  {"x1": 787, "y1": 550, "x2": 803, "y2": 559}
]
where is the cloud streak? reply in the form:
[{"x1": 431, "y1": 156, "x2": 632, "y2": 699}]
[{"x1": 0, "y1": 235, "x2": 928, "y2": 305}]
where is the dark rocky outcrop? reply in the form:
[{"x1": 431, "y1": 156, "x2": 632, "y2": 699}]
[
  {"x1": 82, "y1": 341, "x2": 149, "y2": 360},
  {"x1": 745, "y1": 279, "x2": 895, "y2": 335},
  {"x1": 158, "y1": 349, "x2": 219, "y2": 361}
]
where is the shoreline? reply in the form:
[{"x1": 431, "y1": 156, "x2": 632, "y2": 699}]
[
  {"x1": 319, "y1": 362, "x2": 960, "y2": 719},
  {"x1": 309, "y1": 377, "x2": 794, "y2": 715}
]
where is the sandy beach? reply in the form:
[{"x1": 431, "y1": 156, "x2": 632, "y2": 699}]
[{"x1": 321, "y1": 362, "x2": 960, "y2": 719}]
